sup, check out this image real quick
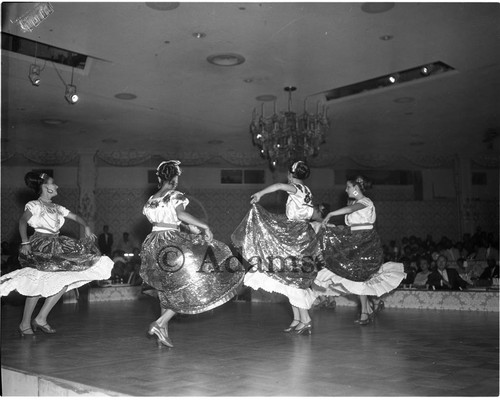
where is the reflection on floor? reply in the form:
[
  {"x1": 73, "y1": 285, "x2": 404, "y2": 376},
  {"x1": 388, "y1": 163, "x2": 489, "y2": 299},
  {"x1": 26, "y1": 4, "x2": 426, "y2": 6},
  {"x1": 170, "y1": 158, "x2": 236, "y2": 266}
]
[{"x1": 1, "y1": 293, "x2": 499, "y2": 396}]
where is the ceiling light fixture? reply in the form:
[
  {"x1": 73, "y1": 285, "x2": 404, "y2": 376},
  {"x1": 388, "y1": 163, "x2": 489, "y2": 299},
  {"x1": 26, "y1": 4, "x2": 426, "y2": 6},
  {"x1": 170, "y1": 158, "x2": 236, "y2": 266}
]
[
  {"x1": 28, "y1": 42, "x2": 41, "y2": 86},
  {"x1": 420, "y1": 65, "x2": 433, "y2": 76},
  {"x1": 65, "y1": 84, "x2": 78, "y2": 104},
  {"x1": 29, "y1": 64, "x2": 41, "y2": 86},
  {"x1": 207, "y1": 53, "x2": 245, "y2": 67},
  {"x1": 250, "y1": 86, "x2": 329, "y2": 170},
  {"x1": 388, "y1": 73, "x2": 400, "y2": 84},
  {"x1": 64, "y1": 67, "x2": 78, "y2": 104}
]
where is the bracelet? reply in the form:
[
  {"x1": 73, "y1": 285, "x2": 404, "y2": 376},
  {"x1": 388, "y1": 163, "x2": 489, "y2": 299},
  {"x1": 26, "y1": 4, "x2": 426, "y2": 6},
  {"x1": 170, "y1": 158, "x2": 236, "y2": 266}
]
[{"x1": 21, "y1": 241, "x2": 30, "y2": 245}]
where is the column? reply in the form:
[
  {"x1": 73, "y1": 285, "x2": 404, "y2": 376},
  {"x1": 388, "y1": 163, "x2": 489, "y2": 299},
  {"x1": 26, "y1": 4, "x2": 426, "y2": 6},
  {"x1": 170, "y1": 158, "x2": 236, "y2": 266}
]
[
  {"x1": 454, "y1": 155, "x2": 473, "y2": 237},
  {"x1": 77, "y1": 152, "x2": 97, "y2": 234}
]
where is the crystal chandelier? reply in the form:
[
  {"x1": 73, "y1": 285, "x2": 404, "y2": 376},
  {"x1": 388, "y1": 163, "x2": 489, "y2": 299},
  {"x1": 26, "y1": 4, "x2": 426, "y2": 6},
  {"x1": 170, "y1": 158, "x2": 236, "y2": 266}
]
[{"x1": 250, "y1": 86, "x2": 329, "y2": 170}]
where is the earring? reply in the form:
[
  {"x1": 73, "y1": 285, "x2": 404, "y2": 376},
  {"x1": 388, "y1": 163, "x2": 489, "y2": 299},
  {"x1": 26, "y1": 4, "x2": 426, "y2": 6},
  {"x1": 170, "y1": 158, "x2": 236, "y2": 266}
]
[{"x1": 352, "y1": 190, "x2": 359, "y2": 196}]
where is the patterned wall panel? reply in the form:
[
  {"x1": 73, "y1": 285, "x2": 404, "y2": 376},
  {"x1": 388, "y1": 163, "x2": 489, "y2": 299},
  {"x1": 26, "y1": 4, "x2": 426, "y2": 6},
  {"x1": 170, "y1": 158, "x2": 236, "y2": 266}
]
[
  {"x1": 94, "y1": 189, "x2": 152, "y2": 248},
  {"x1": 376, "y1": 200, "x2": 460, "y2": 244}
]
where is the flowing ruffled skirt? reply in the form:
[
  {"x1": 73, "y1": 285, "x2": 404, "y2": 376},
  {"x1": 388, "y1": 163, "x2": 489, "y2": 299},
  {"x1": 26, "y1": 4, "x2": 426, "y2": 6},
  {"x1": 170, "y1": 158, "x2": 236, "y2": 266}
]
[
  {"x1": 0, "y1": 232, "x2": 113, "y2": 297},
  {"x1": 312, "y1": 225, "x2": 405, "y2": 297},
  {"x1": 139, "y1": 229, "x2": 244, "y2": 314},
  {"x1": 231, "y1": 204, "x2": 320, "y2": 309}
]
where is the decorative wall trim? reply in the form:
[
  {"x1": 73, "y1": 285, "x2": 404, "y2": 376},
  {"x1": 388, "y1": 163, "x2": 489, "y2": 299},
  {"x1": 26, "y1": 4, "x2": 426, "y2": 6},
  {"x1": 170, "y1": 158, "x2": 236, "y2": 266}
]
[
  {"x1": 22, "y1": 150, "x2": 78, "y2": 165},
  {"x1": 351, "y1": 154, "x2": 397, "y2": 168},
  {"x1": 2, "y1": 150, "x2": 496, "y2": 169},
  {"x1": 405, "y1": 154, "x2": 454, "y2": 168},
  {"x1": 96, "y1": 151, "x2": 151, "y2": 166},
  {"x1": 1, "y1": 151, "x2": 14, "y2": 163},
  {"x1": 471, "y1": 154, "x2": 499, "y2": 168}
]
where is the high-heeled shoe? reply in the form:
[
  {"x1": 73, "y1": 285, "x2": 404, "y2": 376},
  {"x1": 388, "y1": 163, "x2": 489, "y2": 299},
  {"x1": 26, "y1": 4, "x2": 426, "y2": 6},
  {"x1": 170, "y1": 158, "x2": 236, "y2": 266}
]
[
  {"x1": 18, "y1": 325, "x2": 35, "y2": 337},
  {"x1": 294, "y1": 322, "x2": 312, "y2": 335},
  {"x1": 283, "y1": 320, "x2": 300, "y2": 333},
  {"x1": 32, "y1": 320, "x2": 56, "y2": 334},
  {"x1": 148, "y1": 322, "x2": 174, "y2": 348},
  {"x1": 354, "y1": 313, "x2": 371, "y2": 325}
]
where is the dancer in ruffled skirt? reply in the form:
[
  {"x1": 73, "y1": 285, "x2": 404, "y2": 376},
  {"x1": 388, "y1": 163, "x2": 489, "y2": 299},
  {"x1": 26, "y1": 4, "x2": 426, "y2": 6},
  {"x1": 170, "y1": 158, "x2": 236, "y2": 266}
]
[
  {"x1": 312, "y1": 175, "x2": 405, "y2": 324},
  {"x1": 232, "y1": 161, "x2": 320, "y2": 335},
  {"x1": 0, "y1": 172, "x2": 114, "y2": 336},
  {"x1": 140, "y1": 160, "x2": 244, "y2": 348}
]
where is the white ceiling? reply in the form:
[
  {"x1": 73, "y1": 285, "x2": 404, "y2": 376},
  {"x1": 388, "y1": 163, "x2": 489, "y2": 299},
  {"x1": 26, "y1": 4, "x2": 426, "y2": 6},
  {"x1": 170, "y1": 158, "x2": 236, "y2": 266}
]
[{"x1": 2, "y1": 2, "x2": 500, "y2": 167}]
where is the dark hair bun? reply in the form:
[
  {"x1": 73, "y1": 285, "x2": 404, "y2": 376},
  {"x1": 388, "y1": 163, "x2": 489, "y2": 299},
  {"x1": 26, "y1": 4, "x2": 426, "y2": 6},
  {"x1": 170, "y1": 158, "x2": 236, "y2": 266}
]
[
  {"x1": 24, "y1": 171, "x2": 49, "y2": 194},
  {"x1": 289, "y1": 161, "x2": 310, "y2": 180},
  {"x1": 156, "y1": 160, "x2": 182, "y2": 183},
  {"x1": 353, "y1": 175, "x2": 372, "y2": 192}
]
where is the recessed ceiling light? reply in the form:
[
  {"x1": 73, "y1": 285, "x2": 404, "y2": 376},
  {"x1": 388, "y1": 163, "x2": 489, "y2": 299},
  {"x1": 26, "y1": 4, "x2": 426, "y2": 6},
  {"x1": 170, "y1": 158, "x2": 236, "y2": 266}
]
[
  {"x1": 42, "y1": 119, "x2": 66, "y2": 125},
  {"x1": 207, "y1": 53, "x2": 245, "y2": 67},
  {"x1": 244, "y1": 78, "x2": 253, "y2": 83},
  {"x1": 379, "y1": 35, "x2": 393, "y2": 41},
  {"x1": 361, "y1": 3, "x2": 395, "y2": 14},
  {"x1": 193, "y1": 32, "x2": 206, "y2": 39},
  {"x1": 115, "y1": 93, "x2": 137, "y2": 100},
  {"x1": 256, "y1": 95, "x2": 277, "y2": 102},
  {"x1": 102, "y1": 138, "x2": 118, "y2": 144},
  {"x1": 146, "y1": 3, "x2": 180, "y2": 11}
]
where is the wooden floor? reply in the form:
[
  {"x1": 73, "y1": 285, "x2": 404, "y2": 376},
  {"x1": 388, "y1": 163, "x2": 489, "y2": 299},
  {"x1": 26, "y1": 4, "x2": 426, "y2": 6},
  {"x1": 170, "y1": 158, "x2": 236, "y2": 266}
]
[{"x1": 1, "y1": 292, "x2": 499, "y2": 397}]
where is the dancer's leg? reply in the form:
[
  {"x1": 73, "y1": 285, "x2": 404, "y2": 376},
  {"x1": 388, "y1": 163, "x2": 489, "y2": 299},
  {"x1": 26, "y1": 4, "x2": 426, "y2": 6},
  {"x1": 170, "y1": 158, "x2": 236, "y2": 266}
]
[
  {"x1": 20, "y1": 296, "x2": 41, "y2": 332},
  {"x1": 357, "y1": 295, "x2": 373, "y2": 323},
  {"x1": 284, "y1": 305, "x2": 301, "y2": 331},
  {"x1": 294, "y1": 308, "x2": 313, "y2": 334},
  {"x1": 156, "y1": 307, "x2": 176, "y2": 336},
  {"x1": 33, "y1": 286, "x2": 67, "y2": 326}
]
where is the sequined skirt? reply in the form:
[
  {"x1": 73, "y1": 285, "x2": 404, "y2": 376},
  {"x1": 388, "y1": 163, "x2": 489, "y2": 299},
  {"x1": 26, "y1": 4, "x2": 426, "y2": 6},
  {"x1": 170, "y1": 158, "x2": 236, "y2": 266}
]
[
  {"x1": 19, "y1": 231, "x2": 103, "y2": 272},
  {"x1": 231, "y1": 204, "x2": 319, "y2": 290},
  {"x1": 139, "y1": 229, "x2": 244, "y2": 314},
  {"x1": 312, "y1": 226, "x2": 405, "y2": 296},
  {"x1": 0, "y1": 232, "x2": 113, "y2": 297},
  {"x1": 315, "y1": 226, "x2": 384, "y2": 281}
]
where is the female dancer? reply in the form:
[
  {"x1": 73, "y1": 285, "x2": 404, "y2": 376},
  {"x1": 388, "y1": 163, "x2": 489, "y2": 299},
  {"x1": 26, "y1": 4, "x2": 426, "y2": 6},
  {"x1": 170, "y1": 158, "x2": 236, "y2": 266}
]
[
  {"x1": 232, "y1": 161, "x2": 319, "y2": 335},
  {"x1": 0, "y1": 172, "x2": 114, "y2": 335},
  {"x1": 140, "y1": 160, "x2": 244, "y2": 348},
  {"x1": 313, "y1": 175, "x2": 405, "y2": 325}
]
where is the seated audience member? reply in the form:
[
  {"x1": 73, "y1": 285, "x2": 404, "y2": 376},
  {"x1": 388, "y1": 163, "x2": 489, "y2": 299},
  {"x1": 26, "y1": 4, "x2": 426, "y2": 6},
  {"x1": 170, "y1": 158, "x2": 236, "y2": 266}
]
[
  {"x1": 427, "y1": 255, "x2": 468, "y2": 291},
  {"x1": 441, "y1": 238, "x2": 460, "y2": 263},
  {"x1": 476, "y1": 258, "x2": 499, "y2": 286},
  {"x1": 111, "y1": 250, "x2": 128, "y2": 282},
  {"x1": 456, "y1": 241, "x2": 469, "y2": 260},
  {"x1": 429, "y1": 251, "x2": 440, "y2": 272},
  {"x1": 456, "y1": 258, "x2": 473, "y2": 287},
  {"x1": 413, "y1": 256, "x2": 431, "y2": 289}
]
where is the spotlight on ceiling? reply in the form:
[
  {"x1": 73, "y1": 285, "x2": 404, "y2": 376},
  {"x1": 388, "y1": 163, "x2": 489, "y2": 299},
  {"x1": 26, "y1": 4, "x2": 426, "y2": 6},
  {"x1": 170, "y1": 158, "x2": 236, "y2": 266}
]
[
  {"x1": 29, "y1": 64, "x2": 41, "y2": 86},
  {"x1": 65, "y1": 84, "x2": 79, "y2": 104},
  {"x1": 420, "y1": 65, "x2": 433, "y2": 76},
  {"x1": 388, "y1": 73, "x2": 400, "y2": 84}
]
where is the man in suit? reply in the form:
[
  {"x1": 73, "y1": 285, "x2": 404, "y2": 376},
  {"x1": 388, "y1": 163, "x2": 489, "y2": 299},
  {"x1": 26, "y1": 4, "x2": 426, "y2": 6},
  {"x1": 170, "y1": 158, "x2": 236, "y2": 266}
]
[
  {"x1": 98, "y1": 225, "x2": 113, "y2": 257},
  {"x1": 427, "y1": 254, "x2": 468, "y2": 290}
]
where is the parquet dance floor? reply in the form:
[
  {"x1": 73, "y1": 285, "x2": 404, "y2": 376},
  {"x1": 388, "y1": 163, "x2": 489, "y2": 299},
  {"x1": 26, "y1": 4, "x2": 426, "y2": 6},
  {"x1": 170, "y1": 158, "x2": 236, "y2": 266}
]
[{"x1": 1, "y1": 292, "x2": 499, "y2": 396}]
